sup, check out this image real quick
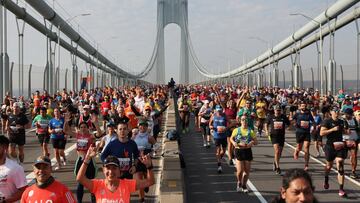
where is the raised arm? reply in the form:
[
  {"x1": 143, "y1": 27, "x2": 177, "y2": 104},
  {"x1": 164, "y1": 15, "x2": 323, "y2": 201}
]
[
  {"x1": 76, "y1": 145, "x2": 97, "y2": 191},
  {"x1": 135, "y1": 155, "x2": 155, "y2": 190}
]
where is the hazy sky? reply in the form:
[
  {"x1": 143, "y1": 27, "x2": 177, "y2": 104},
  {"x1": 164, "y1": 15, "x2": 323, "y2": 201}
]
[{"x1": 4, "y1": 0, "x2": 359, "y2": 88}]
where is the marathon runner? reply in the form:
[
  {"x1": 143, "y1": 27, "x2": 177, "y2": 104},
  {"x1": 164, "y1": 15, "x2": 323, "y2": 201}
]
[
  {"x1": 6, "y1": 102, "x2": 31, "y2": 163},
  {"x1": 209, "y1": 105, "x2": 227, "y2": 173},
  {"x1": 265, "y1": 105, "x2": 290, "y2": 175},
  {"x1": 230, "y1": 115, "x2": 258, "y2": 193},
  {"x1": 198, "y1": 100, "x2": 212, "y2": 148},
  {"x1": 291, "y1": 101, "x2": 315, "y2": 171},
  {"x1": 342, "y1": 108, "x2": 359, "y2": 179},
  {"x1": 320, "y1": 106, "x2": 348, "y2": 197},
  {"x1": 32, "y1": 107, "x2": 52, "y2": 157},
  {"x1": 132, "y1": 118, "x2": 156, "y2": 202},
  {"x1": 48, "y1": 108, "x2": 71, "y2": 170}
]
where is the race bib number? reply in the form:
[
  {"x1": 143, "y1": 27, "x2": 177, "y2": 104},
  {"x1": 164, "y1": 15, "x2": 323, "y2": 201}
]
[
  {"x1": 273, "y1": 121, "x2": 283, "y2": 130},
  {"x1": 10, "y1": 126, "x2": 19, "y2": 132},
  {"x1": 77, "y1": 139, "x2": 88, "y2": 148},
  {"x1": 55, "y1": 128, "x2": 63, "y2": 133},
  {"x1": 118, "y1": 158, "x2": 130, "y2": 171},
  {"x1": 39, "y1": 123, "x2": 48, "y2": 129},
  {"x1": 300, "y1": 121, "x2": 309, "y2": 129},
  {"x1": 217, "y1": 126, "x2": 226, "y2": 133}
]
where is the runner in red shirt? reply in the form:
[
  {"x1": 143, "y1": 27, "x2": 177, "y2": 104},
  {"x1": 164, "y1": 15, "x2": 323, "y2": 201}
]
[
  {"x1": 21, "y1": 156, "x2": 76, "y2": 203},
  {"x1": 100, "y1": 96, "x2": 112, "y2": 130}
]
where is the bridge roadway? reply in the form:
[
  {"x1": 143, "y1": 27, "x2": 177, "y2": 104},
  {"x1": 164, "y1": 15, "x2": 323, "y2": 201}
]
[{"x1": 180, "y1": 118, "x2": 360, "y2": 203}]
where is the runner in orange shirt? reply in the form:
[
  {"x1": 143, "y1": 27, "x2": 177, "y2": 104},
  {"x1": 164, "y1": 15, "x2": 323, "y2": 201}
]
[{"x1": 76, "y1": 145, "x2": 155, "y2": 203}]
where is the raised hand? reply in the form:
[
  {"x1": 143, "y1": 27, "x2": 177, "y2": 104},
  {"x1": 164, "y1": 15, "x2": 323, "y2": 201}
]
[
  {"x1": 86, "y1": 144, "x2": 97, "y2": 159},
  {"x1": 139, "y1": 154, "x2": 152, "y2": 168}
]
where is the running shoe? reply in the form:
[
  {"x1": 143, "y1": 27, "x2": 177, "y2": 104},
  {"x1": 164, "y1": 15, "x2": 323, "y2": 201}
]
[
  {"x1": 207, "y1": 142, "x2": 211, "y2": 148},
  {"x1": 203, "y1": 143, "x2": 207, "y2": 147},
  {"x1": 338, "y1": 189, "x2": 347, "y2": 197},
  {"x1": 144, "y1": 187, "x2": 149, "y2": 193},
  {"x1": 350, "y1": 172, "x2": 358, "y2": 179},
  {"x1": 182, "y1": 129, "x2": 185, "y2": 134},
  {"x1": 54, "y1": 165, "x2": 61, "y2": 171},
  {"x1": 217, "y1": 166, "x2": 222, "y2": 174},
  {"x1": 304, "y1": 165, "x2": 309, "y2": 171},
  {"x1": 323, "y1": 181, "x2": 329, "y2": 190},
  {"x1": 275, "y1": 168, "x2": 282, "y2": 175},
  {"x1": 62, "y1": 158, "x2": 67, "y2": 166},
  {"x1": 242, "y1": 187, "x2": 249, "y2": 193},
  {"x1": 236, "y1": 185, "x2": 242, "y2": 192},
  {"x1": 229, "y1": 159, "x2": 234, "y2": 166}
]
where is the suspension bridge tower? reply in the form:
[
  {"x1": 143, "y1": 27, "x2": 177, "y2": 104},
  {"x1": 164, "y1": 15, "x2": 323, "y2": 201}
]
[{"x1": 156, "y1": 0, "x2": 189, "y2": 84}]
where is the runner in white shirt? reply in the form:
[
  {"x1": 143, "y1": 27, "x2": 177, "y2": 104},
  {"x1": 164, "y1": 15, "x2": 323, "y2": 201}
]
[{"x1": 0, "y1": 135, "x2": 27, "y2": 202}]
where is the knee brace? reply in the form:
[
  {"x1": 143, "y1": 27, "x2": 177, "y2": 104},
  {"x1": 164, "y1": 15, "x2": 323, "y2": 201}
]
[{"x1": 338, "y1": 162, "x2": 345, "y2": 175}]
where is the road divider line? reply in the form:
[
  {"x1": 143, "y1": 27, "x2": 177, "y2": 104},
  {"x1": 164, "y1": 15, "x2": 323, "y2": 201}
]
[
  {"x1": 284, "y1": 141, "x2": 360, "y2": 187},
  {"x1": 224, "y1": 151, "x2": 267, "y2": 202}
]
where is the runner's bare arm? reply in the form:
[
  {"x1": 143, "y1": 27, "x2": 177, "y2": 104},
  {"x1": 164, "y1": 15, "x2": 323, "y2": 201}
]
[
  {"x1": 136, "y1": 155, "x2": 155, "y2": 190},
  {"x1": 76, "y1": 145, "x2": 96, "y2": 191}
]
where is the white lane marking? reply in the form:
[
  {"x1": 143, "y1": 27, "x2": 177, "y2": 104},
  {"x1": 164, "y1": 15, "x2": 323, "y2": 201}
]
[
  {"x1": 225, "y1": 149, "x2": 267, "y2": 202},
  {"x1": 284, "y1": 142, "x2": 360, "y2": 187},
  {"x1": 26, "y1": 143, "x2": 77, "y2": 183},
  {"x1": 247, "y1": 180, "x2": 268, "y2": 203}
]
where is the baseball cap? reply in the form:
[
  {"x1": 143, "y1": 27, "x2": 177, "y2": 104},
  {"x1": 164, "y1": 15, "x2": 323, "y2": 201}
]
[
  {"x1": 344, "y1": 108, "x2": 354, "y2": 115},
  {"x1": 107, "y1": 122, "x2": 115, "y2": 128},
  {"x1": 138, "y1": 118, "x2": 148, "y2": 126},
  {"x1": 83, "y1": 105, "x2": 90, "y2": 109},
  {"x1": 330, "y1": 106, "x2": 340, "y2": 112},
  {"x1": 144, "y1": 105, "x2": 152, "y2": 111},
  {"x1": 215, "y1": 105, "x2": 222, "y2": 111},
  {"x1": 103, "y1": 156, "x2": 120, "y2": 167},
  {"x1": 203, "y1": 100, "x2": 209, "y2": 104},
  {"x1": 40, "y1": 107, "x2": 47, "y2": 111},
  {"x1": 274, "y1": 105, "x2": 281, "y2": 110},
  {"x1": 34, "y1": 155, "x2": 51, "y2": 166}
]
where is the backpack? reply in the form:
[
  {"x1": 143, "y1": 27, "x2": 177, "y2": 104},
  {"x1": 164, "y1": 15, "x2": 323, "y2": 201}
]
[{"x1": 166, "y1": 130, "x2": 178, "y2": 141}]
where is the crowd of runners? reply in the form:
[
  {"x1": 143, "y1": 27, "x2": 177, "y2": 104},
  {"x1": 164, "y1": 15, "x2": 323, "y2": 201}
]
[
  {"x1": 0, "y1": 81, "x2": 360, "y2": 202},
  {"x1": 0, "y1": 85, "x2": 169, "y2": 203},
  {"x1": 176, "y1": 84, "x2": 360, "y2": 199}
]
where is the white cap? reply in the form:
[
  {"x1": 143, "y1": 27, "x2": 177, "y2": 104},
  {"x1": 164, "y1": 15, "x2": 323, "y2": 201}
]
[{"x1": 203, "y1": 100, "x2": 209, "y2": 104}]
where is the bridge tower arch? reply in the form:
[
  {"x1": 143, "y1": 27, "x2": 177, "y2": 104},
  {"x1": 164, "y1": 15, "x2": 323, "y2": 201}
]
[{"x1": 156, "y1": 0, "x2": 189, "y2": 84}]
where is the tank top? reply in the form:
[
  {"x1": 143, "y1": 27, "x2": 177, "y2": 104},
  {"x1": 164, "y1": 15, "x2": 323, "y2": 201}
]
[
  {"x1": 134, "y1": 132, "x2": 151, "y2": 151},
  {"x1": 76, "y1": 133, "x2": 93, "y2": 152},
  {"x1": 213, "y1": 115, "x2": 227, "y2": 139}
]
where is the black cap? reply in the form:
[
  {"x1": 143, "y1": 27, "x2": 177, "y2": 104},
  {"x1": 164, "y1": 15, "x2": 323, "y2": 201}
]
[
  {"x1": 106, "y1": 122, "x2": 115, "y2": 128},
  {"x1": 330, "y1": 106, "x2": 340, "y2": 112},
  {"x1": 138, "y1": 118, "x2": 148, "y2": 126},
  {"x1": 34, "y1": 155, "x2": 51, "y2": 166},
  {"x1": 40, "y1": 107, "x2": 47, "y2": 111},
  {"x1": 344, "y1": 108, "x2": 354, "y2": 115},
  {"x1": 103, "y1": 156, "x2": 120, "y2": 167}
]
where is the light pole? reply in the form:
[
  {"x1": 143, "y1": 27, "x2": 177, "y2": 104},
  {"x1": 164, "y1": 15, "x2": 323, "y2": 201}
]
[
  {"x1": 290, "y1": 13, "x2": 323, "y2": 96},
  {"x1": 57, "y1": 13, "x2": 91, "y2": 74}
]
